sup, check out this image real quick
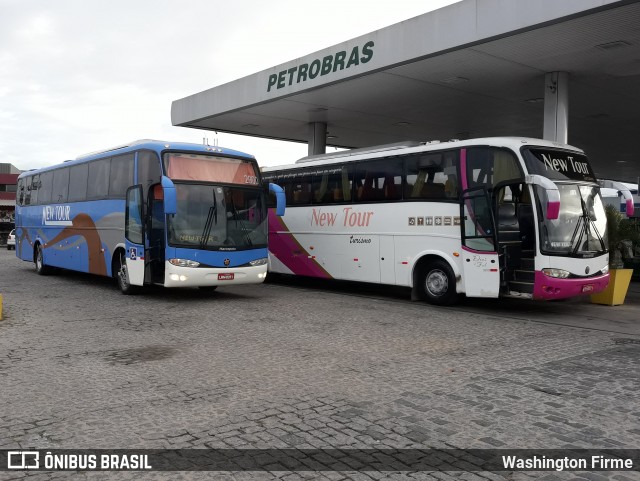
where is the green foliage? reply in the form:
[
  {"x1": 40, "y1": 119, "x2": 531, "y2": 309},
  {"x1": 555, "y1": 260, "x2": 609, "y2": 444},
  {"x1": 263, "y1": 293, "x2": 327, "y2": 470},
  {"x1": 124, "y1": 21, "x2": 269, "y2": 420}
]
[{"x1": 605, "y1": 204, "x2": 640, "y2": 268}]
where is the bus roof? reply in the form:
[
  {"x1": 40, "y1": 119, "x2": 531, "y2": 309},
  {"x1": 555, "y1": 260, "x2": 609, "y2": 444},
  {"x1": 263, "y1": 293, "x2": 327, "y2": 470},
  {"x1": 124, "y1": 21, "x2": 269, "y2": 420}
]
[
  {"x1": 262, "y1": 137, "x2": 585, "y2": 172},
  {"x1": 18, "y1": 140, "x2": 256, "y2": 178}
]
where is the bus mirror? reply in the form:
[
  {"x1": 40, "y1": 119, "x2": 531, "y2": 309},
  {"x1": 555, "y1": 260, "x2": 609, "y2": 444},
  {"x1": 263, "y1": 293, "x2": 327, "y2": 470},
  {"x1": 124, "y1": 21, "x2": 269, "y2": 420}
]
[
  {"x1": 526, "y1": 174, "x2": 560, "y2": 220},
  {"x1": 161, "y1": 176, "x2": 177, "y2": 215},
  {"x1": 599, "y1": 180, "x2": 634, "y2": 217},
  {"x1": 269, "y1": 183, "x2": 286, "y2": 216}
]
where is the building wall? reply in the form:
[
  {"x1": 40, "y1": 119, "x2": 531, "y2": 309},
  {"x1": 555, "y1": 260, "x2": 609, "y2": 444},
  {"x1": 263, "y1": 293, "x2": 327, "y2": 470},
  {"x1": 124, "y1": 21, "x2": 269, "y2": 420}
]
[{"x1": 0, "y1": 167, "x2": 20, "y2": 244}]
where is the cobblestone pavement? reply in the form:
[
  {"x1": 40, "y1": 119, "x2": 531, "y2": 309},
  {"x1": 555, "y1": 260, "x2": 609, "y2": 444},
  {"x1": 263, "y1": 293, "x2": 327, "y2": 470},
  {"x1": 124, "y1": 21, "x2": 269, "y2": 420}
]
[{"x1": 1, "y1": 249, "x2": 640, "y2": 481}]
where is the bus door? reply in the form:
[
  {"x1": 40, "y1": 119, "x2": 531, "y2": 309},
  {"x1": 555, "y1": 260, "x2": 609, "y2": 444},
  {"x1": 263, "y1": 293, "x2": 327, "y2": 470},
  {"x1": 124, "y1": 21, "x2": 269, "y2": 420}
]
[
  {"x1": 147, "y1": 184, "x2": 165, "y2": 284},
  {"x1": 460, "y1": 187, "x2": 500, "y2": 297},
  {"x1": 125, "y1": 185, "x2": 146, "y2": 286}
]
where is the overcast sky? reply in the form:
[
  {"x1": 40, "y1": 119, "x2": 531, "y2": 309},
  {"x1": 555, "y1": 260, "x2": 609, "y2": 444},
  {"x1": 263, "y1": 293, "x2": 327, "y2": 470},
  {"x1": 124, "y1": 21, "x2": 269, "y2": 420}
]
[{"x1": 0, "y1": 0, "x2": 460, "y2": 171}]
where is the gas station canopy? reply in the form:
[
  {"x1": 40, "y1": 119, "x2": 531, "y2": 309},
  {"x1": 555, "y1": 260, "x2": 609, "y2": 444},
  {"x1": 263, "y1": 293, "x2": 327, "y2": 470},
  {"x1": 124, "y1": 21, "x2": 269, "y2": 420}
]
[{"x1": 172, "y1": 0, "x2": 640, "y2": 182}]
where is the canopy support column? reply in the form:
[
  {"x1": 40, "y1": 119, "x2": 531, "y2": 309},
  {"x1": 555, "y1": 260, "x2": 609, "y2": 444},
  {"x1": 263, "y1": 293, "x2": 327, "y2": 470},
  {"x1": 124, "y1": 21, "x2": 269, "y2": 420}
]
[
  {"x1": 543, "y1": 71, "x2": 569, "y2": 144},
  {"x1": 308, "y1": 122, "x2": 327, "y2": 156}
]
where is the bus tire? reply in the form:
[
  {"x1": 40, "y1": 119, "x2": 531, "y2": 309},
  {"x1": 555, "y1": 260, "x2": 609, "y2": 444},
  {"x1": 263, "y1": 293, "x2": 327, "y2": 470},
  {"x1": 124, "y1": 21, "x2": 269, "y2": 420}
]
[
  {"x1": 418, "y1": 260, "x2": 458, "y2": 305},
  {"x1": 115, "y1": 250, "x2": 138, "y2": 295},
  {"x1": 34, "y1": 243, "x2": 52, "y2": 275}
]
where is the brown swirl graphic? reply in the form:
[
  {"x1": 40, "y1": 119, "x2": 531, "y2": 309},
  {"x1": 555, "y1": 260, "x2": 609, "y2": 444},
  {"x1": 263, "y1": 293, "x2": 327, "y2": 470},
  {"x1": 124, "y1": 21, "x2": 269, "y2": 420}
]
[{"x1": 44, "y1": 213, "x2": 107, "y2": 275}]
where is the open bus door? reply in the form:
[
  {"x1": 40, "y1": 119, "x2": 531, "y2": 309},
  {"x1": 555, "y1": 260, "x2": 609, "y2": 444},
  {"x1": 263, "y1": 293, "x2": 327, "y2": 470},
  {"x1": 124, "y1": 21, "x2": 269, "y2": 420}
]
[
  {"x1": 124, "y1": 185, "x2": 146, "y2": 290},
  {"x1": 460, "y1": 187, "x2": 500, "y2": 297}
]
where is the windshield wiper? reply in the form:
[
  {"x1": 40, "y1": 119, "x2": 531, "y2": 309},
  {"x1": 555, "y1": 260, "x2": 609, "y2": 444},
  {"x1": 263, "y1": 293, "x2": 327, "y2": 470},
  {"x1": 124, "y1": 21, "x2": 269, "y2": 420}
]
[
  {"x1": 574, "y1": 193, "x2": 605, "y2": 255},
  {"x1": 570, "y1": 194, "x2": 603, "y2": 255},
  {"x1": 569, "y1": 215, "x2": 585, "y2": 255},
  {"x1": 585, "y1": 191, "x2": 606, "y2": 253},
  {"x1": 199, "y1": 193, "x2": 217, "y2": 249}
]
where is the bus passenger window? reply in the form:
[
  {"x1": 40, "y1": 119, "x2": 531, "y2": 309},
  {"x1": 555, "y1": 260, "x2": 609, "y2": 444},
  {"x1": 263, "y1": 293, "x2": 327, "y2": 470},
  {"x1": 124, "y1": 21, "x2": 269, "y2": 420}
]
[
  {"x1": 52, "y1": 168, "x2": 70, "y2": 203},
  {"x1": 109, "y1": 153, "x2": 134, "y2": 198},
  {"x1": 354, "y1": 158, "x2": 402, "y2": 202},
  {"x1": 17, "y1": 179, "x2": 25, "y2": 206},
  {"x1": 68, "y1": 164, "x2": 89, "y2": 202},
  {"x1": 292, "y1": 182, "x2": 311, "y2": 205},
  {"x1": 87, "y1": 158, "x2": 111, "y2": 199},
  {"x1": 444, "y1": 173, "x2": 458, "y2": 198}
]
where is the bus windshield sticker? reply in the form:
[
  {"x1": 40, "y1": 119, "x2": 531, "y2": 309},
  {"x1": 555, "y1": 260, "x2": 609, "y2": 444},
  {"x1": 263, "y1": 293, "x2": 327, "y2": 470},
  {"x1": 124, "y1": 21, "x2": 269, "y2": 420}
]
[
  {"x1": 523, "y1": 148, "x2": 596, "y2": 182},
  {"x1": 165, "y1": 154, "x2": 259, "y2": 184}
]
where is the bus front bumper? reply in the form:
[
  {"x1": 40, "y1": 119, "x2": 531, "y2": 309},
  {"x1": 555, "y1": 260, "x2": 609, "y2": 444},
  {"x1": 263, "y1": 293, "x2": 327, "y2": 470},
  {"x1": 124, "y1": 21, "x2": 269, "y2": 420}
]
[
  {"x1": 533, "y1": 271, "x2": 609, "y2": 300},
  {"x1": 163, "y1": 262, "x2": 268, "y2": 288}
]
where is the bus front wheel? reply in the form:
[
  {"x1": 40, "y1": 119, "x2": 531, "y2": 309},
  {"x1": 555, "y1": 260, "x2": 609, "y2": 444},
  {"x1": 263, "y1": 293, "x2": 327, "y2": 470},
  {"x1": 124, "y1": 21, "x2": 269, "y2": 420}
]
[
  {"x1": 418, "y1": 260, "x2": 458, "y2": 305},
  {"x1": 116, "y1": 250, "x2": 137, "y2": 295},
  {"x1": 34, "y1": 244, "x2": 51, "y2": 275}
]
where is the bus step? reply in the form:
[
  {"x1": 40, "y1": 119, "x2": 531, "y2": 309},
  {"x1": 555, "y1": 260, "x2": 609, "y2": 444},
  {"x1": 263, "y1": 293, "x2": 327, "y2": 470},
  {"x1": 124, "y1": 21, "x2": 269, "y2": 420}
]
[
  {"x1": 521, "y1": 258, "x2": 535, "y2": 270},
  {"x1": 514, "y1": 269, "x2": 535, "y2": 282},
  {"x1": 508, "y1": 280, "x2": 534, "y2": 294}
]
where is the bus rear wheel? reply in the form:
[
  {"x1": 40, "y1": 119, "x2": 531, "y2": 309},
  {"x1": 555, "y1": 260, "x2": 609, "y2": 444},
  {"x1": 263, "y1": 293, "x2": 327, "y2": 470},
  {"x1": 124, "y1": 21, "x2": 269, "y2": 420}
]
[
  {"x1": 116, "y1": 250, "x2": 137, "y2": 295},
  {"x1": 419, "y1": 260, "x2": 458, "y2": 305},
  {"x1": 34, "y1": 244, "x2": 51, "y2": 275}
]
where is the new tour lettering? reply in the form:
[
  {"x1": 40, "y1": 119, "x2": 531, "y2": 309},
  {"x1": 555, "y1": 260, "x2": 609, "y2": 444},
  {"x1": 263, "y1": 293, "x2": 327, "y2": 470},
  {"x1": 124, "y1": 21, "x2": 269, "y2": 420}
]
[
  {"x1": 311, "y1": 207, "x2": 374, "y2": 227},
  {"x1": 42, "y1": 205, "x2": 72, "y2": 226},
  {"x1": 541, "y1": 154, "x2": 590, "y2": 176}
]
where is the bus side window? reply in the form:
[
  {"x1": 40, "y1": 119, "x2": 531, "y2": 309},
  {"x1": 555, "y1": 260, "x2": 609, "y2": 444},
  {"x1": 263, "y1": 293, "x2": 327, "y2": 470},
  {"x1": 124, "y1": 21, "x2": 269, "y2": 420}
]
[
  {"x1": 87, "y1": 158, "x2": 111, "y2": 199},
  {"x1": 29, "y1": 174, "x2": 40, "y2": 205},
  {"x1": 467, "y1": 147, "x2": 521, "y2": 189},
  {"x1": 312, "y1": 165, "x2": 354, "y2": 204},
  {"x1": 289, "y1": 171, "x2": 312, "y2": 205},
  {"x1": 52, "y1": 168, "x2": 70, "y2": 203},
  {"x1": 137, "y1": 150, "x2": 162, "y2": 202},
  {"x1": 109, "y1": 153, "x2": 134, "y2": 198},
  {"x1": 355, "y1": 158, "x2": 402, "y2": 202},
  {"x1": 17, "y1": 178, "x2": 25, "y2": 206},
  {"x1": 68, "y1": 164, "x2": 89, "y2": 202},
  {"x1": 38, "y1": 171, "x2": 54, "y2": 205}
]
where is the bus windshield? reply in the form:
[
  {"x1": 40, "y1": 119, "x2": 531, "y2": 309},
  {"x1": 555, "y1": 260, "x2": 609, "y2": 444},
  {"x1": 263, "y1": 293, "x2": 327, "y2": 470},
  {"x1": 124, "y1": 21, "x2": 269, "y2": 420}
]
[
  {"x1": 164, "y1": 153, "x2": 260, "y2": 185},
  {"x1": 536, "y1": 183, "x2": 607, "y2": 256},
  {"x1": 168, "y1": 184, "x2": 267, "y2": 250}
]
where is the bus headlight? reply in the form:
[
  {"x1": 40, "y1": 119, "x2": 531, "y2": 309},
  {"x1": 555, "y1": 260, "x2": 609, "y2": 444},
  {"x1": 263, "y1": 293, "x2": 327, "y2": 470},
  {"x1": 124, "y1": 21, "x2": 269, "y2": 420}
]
[
  {"x1": 169, "y1": 258, "x2": 200, "y2": 268},
  {"x1": 249, "y1": 258, "x2": 268, "y2": 266},
  {"x1": 542, "y1": 268, "x2": 570, "y2": 279},
  {"x1": 601, "y1": 265, "x2": 609, "y2": 275}
]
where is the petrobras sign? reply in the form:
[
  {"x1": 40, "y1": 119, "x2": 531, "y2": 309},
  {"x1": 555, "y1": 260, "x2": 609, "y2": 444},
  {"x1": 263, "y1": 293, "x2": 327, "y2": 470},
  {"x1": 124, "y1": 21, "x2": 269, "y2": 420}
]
[
  {"x1": 42, "y1": 205, "x2": 72, "y2": 226},
  {"x1": 267, "y1": 41, "x2": 374, "y2": 92}
]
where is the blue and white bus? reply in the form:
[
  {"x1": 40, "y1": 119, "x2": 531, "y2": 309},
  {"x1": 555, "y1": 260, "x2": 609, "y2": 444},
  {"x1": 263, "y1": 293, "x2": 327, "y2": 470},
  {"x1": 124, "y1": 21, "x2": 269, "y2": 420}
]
[{"x1": 15, "y1": 140, "x2": 285, "y2": 294}]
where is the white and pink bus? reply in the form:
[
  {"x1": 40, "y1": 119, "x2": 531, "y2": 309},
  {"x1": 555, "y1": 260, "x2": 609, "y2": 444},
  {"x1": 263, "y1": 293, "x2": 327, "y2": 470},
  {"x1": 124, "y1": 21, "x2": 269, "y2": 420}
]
[{"x1": 262, "y1": 138, "x2": 634, "y2": 305}]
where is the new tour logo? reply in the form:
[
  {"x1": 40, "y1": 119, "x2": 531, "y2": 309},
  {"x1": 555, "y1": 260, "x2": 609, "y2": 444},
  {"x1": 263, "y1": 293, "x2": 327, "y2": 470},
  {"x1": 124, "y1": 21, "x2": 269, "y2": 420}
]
[{"x1": 42, "y1": 205, "x2": 72, "y2": 226}]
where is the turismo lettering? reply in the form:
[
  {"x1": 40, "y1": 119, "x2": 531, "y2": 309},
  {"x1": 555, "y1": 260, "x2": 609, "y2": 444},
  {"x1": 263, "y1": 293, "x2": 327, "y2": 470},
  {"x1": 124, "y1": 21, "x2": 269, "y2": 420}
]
[
  {"x1": 311, "y1": 207, "x2": 374, "y2": 227},
  {"x1": 267, "y1": 41, "x2": 374, "y2": 92},
  {"x1": 541, "y1": 154, "x2": 590, "y2": 175}
]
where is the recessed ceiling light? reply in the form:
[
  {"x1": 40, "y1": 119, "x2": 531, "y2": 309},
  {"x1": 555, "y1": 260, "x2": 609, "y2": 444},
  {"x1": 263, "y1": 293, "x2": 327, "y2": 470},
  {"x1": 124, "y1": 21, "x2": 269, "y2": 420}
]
[
  {"x1": 394, "y1": 121, "x2": 411, "y2": 127},
  {"x1": 595, "y1": 40, "x2": 631, "y2": 51},
  {"x1": 441, "y1": 76, "x2": 469, "y2": 84},
  {"x1": 525, "y1": 98, "x2": 544, "y2": 103}
]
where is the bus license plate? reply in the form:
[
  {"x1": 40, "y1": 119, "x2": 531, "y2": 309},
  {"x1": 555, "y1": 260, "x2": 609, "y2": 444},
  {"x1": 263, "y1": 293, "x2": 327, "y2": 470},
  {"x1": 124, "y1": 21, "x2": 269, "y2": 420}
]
[
  {"x1": 582, "y1": 284, "x2": 594, "y2": 293},
  {"x1": 218, "y1": 273, "x2": 235, "y2": 281}
]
